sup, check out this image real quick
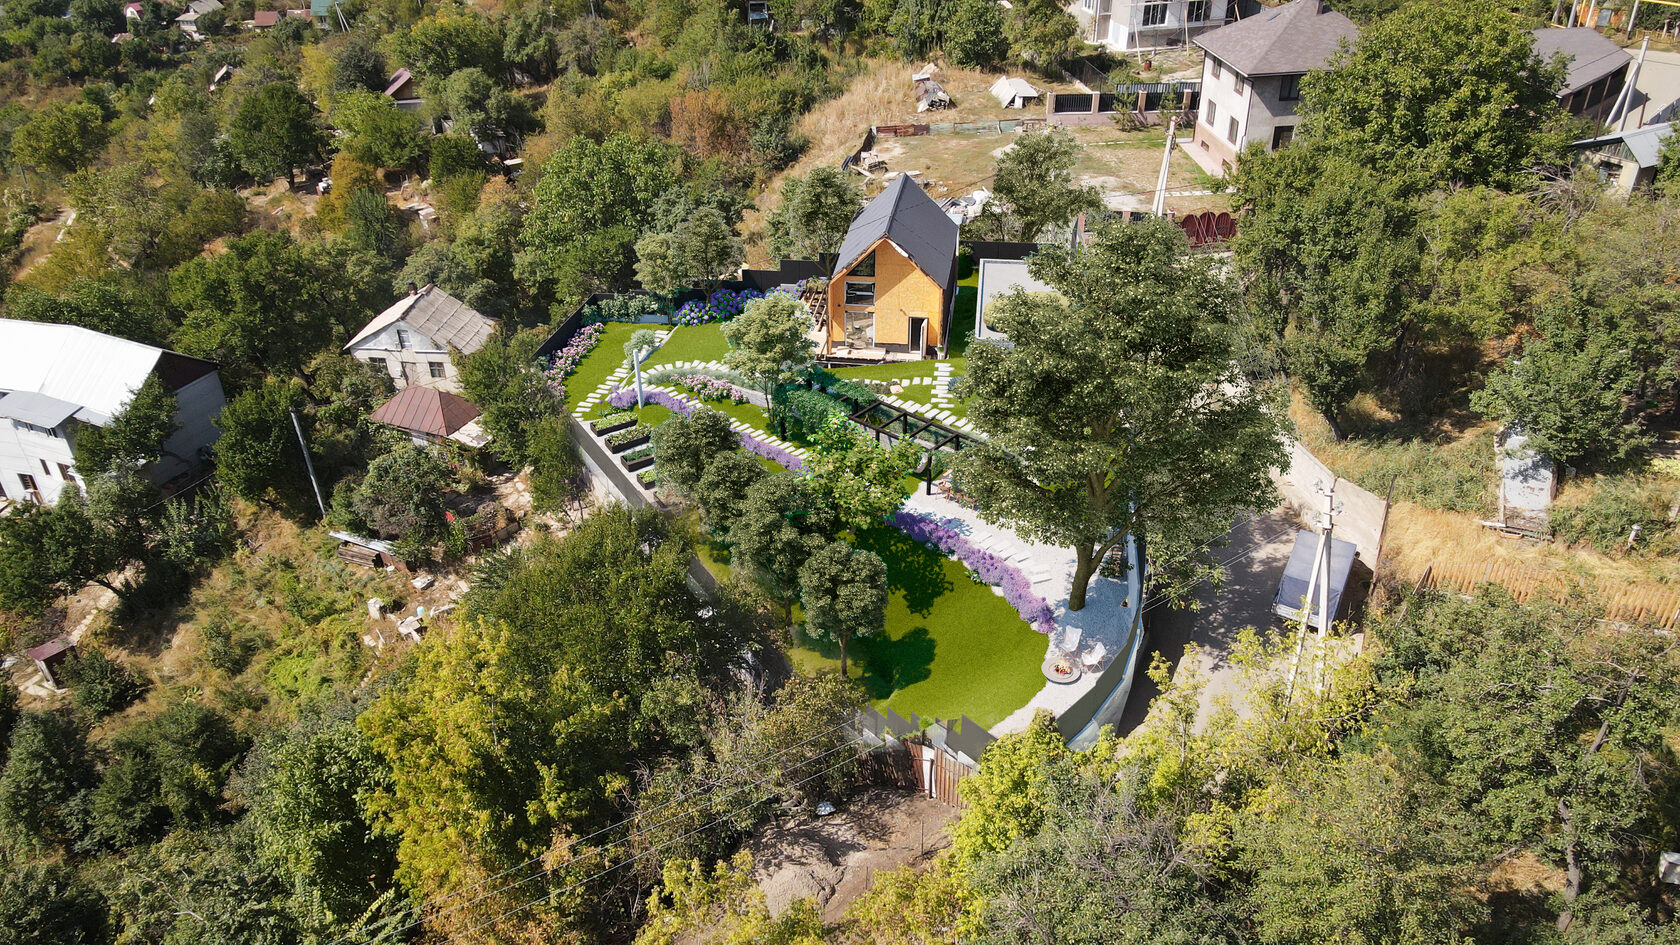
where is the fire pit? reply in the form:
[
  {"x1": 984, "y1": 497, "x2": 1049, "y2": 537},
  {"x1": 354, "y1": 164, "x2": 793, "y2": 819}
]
[{"x1": 1041, "y1": 653, "x2": 1082, "y2": 684}]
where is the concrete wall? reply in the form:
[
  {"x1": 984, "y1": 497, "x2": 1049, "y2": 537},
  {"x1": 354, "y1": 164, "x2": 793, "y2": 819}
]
[
  {"x1": 1087, "y1": 0, "x2": 1229, "y2": 51},
  {"x1": 162, "y1": 372, "x2": 225, "y2": 471},
  {"x1": 347, "y1": 321, "x2": 462, "y2": 392},
  {"x1": 827, "y1": 237, "x2": 946, "y2": 354},
  {"x1": 1273, "y1": 440, "x2": 1389, "y2": 565},
  {"x1": 1190, "y1": 54, "x2": 1249, "y2": 173},
  {"x1": 0, "y1": 370, "x2": 223, "y2": 507},
  {"x1": 1242, "y1": 73, "x2": 1301, "y2": 153},
  {"x1": 0, "y1": 419, "x2": 78, "y2": 504}
]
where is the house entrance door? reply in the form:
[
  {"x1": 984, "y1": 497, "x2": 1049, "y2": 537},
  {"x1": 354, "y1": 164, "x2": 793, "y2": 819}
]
[{"x1": 908, "y1": 318, "x2": 927, "y2": 353}]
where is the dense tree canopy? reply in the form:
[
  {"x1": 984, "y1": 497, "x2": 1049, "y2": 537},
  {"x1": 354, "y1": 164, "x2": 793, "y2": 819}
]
[{"x1": 956, "y1": 219, "x2": 1284, "y2": 610}]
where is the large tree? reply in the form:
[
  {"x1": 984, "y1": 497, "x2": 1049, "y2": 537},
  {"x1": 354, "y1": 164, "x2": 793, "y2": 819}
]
[
  {"x1": 766, "y1": 166, "x2": 862, "y2": 265},
  {"x1": 722, "y1": 293, "x2": 816, "y2": 397},
  {"x1": 519, "y1": 134, "x2": 679, "y2": 296},
  {"x1": 228, "y1": 82, "x2": 326, "y2": 186},
  {"x1": 169, "y1": 230, "x2": 345, "y2": 387},
  {"x1": 975, "y1": 127, "x2": 1102, "y2": 243},
  {"x1": 1471, "y1": 298, "x2": 1648, "y2": 468},
  {"x1": 797, "y1": 540, "x2": 887, "y2": 678},
  {"x1": 1298, "y1": 0, "x2": 1566, "y2": 189},
  {"x1": 70, "y1": 375, "x2": 177, "y2": 479},
  {"x1": 954, "y1": 219, "x2": 1284, "y2": 611},
  {"x1": 9, "y1": 100, "x2": 107, "y2": 176},
  {"x1": 651, "y1": 406, "x2": 740, "y2": 495}
]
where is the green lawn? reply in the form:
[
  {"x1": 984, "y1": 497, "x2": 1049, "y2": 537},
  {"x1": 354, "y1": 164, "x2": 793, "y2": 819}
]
[
  {"x1": 645, "y1": 323, "x2": 733, "y2": 369},
  {"x1": 563, "y1": 322, "x2": 641, "y2": 415},
  {"x1": 733, "y1": 523, "x2": 1044, "y2": 729}
]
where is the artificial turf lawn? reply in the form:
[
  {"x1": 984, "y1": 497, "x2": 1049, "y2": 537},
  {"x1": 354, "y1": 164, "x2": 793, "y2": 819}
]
[
  {"x1": 644, "y1": 323, "x2": 733, "y2": 369},
  {"x1": 775, "y1": 525, "x2": 1044, "y2": 729},
  {"x1": 562, "y1": 322, "x2": 641, "y2": 415}
]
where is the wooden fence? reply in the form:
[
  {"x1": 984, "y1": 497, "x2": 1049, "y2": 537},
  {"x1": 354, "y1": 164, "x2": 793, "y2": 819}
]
[
  {"x1": 872, "y1": 119, "x2": 1046, "y2": 138},
  {"x1": 856, "y1": 741, "x2": 975, "y2": 809},
  {"x1": 1418, "y1": 561, "x2": 1680, "y2": 631}
]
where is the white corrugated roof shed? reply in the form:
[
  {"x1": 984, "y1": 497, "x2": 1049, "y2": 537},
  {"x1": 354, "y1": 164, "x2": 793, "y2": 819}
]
[
  {"x1": 0, "y1": 320, "x2": 166, "y2": 424},
  {"x1": 990, "y1": 77, "x2": 1041, "y2": 107}
]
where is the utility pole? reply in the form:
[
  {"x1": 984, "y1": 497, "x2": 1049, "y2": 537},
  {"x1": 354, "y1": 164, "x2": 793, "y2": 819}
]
[
  {"x1": 1151, "y1": 116, "x2": 1178, "y2": 217},
  {"x1": 289, "y1": 409, "x2": 328, "y2": 519},
  {"x1": 1285, "y1": 480, "x2": 1342, "y2": 701},
  {"x1": 1610, "y1": 37, "x2": 1650, "y2": 131}
]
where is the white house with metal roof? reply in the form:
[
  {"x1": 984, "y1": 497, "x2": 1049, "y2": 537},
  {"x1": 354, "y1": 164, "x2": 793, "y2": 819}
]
[
  {"x1": 1572, "y1": 122, "x2": 1677, "y2": 194},
  {"x1": 344, "y1": 285, "x2": 499, "y2": 392},
  {"x1": 0, "y1": 320, "x2": 225, "y2": 506}
]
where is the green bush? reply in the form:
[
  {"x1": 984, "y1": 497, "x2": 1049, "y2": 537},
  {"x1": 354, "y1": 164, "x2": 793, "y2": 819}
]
[
  {"x1": 64, "y1": 649, "x2": 145, "y2": 719},
  {"x1": 581, "y1": 294, "x2": 663, "y2": 325},
  {"x1": 1550, "y1": 476, "x2": 1680, "y2": 557}
]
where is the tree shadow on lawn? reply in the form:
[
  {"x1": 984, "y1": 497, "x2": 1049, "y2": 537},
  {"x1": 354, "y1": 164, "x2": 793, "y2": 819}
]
[
  {"x1": 854, "y1": 526, "x2": 952, "y2": 616},
  {"x1": 790, "y1": 624, "x2": 936, "y2": 701}
]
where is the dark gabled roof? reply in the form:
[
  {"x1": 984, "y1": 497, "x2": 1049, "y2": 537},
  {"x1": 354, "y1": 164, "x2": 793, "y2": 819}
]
[
  {"x1": 1532, "y1": 27, "x2": 1631, "y2": 95},
  {"x1": 369, "y1": 386, "x2": 481, "y2": 437},
  {"x1": 1194, "y1": 0, "x2": 1357, "y2": 77},
  {"x1": 831, "y1": 174, "x2": 960, "y2": 292},
  {"x1": 384, "y1": 68, "x2": 414, "y2": 98}
]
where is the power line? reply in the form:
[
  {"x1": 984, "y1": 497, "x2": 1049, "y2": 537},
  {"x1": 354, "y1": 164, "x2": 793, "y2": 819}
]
[
  {"x1": 393, "y1": 737, "x2": 860, "y2": 939},
  {"x1": 440, "y1": 750, "x2": 865, "y2": 945},
  {"x1": 331, "y1": 723, "x2": 859, "y2": 945}
]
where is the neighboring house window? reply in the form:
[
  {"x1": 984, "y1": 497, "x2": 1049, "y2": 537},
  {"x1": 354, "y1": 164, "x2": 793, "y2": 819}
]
[
  {"x1": 1278, "y1": 74, "x2": 1301, "y2": 101},
  {"x1": 1205, "y1": 100, "x2": 1218, "y2": 127},
  {"x1": 1187, "y1": 0, "x2": 1209, "y2": 22},
  {"x1": 18, "y1": 474, "x2": 39, "y2": 500},
  {"x1": 1272, "y1": 125, "x2": 1295, "y2": 150},
  {"x1": 40, "y1": 459, "x2": 51, "y2": 476},
  {"x1": 1227, "y1": 116, "x2": 1239, "y2": 143},
  {"x1": 844, "y1": 281, "x2": 875, "y2": 306},
  {"x1": 58, "y1": 463, "x2": 73, "y2": 481},
  {"x1": 18, "y1": 421, "x2": 59, "y2": 438},
  {"x1": 851, "y1": 250, "x2": 876, "y2": 277},
  {"x1": 370, "y1": 357, "x2": 390, "y2": 375},
  {"x1": 1142, "y1": 1, "x2": 1167, "y2": 26},
  {"x1": 1210, "y1": 58, "x2": 1222, "y2": 80},
  {"x1": 396, "y1": 328, "x2": 412, "y2": 349},
  {"x1": 428, "y1": 361, "x2": 446, "y2": 378},
  {"x1": 1234, "y1": 74, "x2": 1246, "y2": 95}
]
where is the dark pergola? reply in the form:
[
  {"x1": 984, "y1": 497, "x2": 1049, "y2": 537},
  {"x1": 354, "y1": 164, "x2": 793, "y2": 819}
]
[{"x1": 848, "y1": 401, "x2": 979, "y2": 494}]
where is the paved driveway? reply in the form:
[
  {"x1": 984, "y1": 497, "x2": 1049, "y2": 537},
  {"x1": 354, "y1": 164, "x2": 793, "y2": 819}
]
[{"x1": 1110, "y1": 506, "x2": 1301, "y2": 735}]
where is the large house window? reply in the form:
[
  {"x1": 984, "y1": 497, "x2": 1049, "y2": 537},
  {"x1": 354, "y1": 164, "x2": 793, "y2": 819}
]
[
  {"x1": 396, "y1": 328, "x2": 412, "y2": 349},
  {"x1": 843, "y1": 308, "x2": 873, "y2": 347},
  {"x1": 1210, "y1": 58, "x2": 1222, "y2": 80},
  {"x1": 57, "y1": 463, "x2": 73, "y2": 481},
  {"x1": 844, "y1": 281, "x2": 875, "y2": 306},
  {"x1": 428, "y1": 361, "x2": 446, "y2": 378},
  {"x1": 1272, "y1": 125, "x2": 1295, "y2": 150},
  {"x1": 1187, "y1": 0, "x2": 1209, "y2": 22},
  {"x1": 1278, "y1": 73, "x2": 1301, "y2": 101},
  {"x1": 18, "y1": 474, "x2": 39, "y2": 501},
  {"x1": 1227, "y1": 116, "x2": 1240, "y2": 144},
  {"x1": 1205, "y1": 100, "x2": 1217, "y2": 127},
  {"x1": 17, "y1": 421, "x2": 59, "y2": 438},
  {"x1": 1141, "y1": 1, "x2": 1168, "y2": 26},
  {"x1": 850, "y1": 250, "x2": 875, "y2": 277}
]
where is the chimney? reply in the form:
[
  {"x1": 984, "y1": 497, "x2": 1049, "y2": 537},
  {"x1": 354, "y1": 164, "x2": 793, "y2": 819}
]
[{"x1": 407, "y1": 281, "x2": 419, "y2": 296}]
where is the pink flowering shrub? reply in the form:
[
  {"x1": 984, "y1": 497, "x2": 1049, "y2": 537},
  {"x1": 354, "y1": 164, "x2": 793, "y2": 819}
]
[
  {"x1": 544, "y1": 323, "x2": 607, "y2": 396},
  {"x1": 672, "y1": 374, "x2": 750, "y2": 404},
  {"x1": 886, "y1": 511, "x2": 1057, "y2": 635}
]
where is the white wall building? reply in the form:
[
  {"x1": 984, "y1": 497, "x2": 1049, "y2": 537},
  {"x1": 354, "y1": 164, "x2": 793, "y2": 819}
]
[
  {"x1": 1079, "y1": 0, "x2": 1230, "y2": 53},
  {"x1": 974, "y1": 258, "x2": 1056, "y2": 343},
  {"x1": 344, "y1": 285, "x2": 499, "y2": 393},
  {"x1": 0, "y1": 320, "x2": 225, "y2": 506},
  {"x1": 1187, "y1": 0, "x2": 1356, "y2": 176}
]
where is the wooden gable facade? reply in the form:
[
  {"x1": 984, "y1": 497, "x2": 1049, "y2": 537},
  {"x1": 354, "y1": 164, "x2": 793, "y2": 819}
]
[{"x1": 823, "y1": 175, "x2": 958, "y2": 361}]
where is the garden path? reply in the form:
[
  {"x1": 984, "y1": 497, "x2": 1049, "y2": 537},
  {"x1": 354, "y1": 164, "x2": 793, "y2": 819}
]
[{"x1": 898, "y1": 489, "x2": 1141, "y2": 736}]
